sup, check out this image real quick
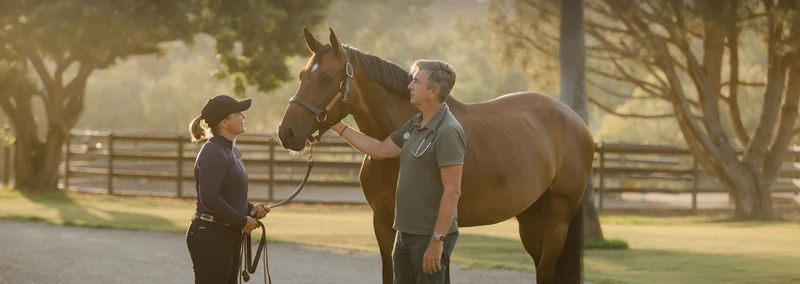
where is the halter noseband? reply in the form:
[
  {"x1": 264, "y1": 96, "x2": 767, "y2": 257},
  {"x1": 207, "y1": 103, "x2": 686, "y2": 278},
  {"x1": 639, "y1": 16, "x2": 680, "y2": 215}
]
[{"x1": 289, "y1": 49, "x2": 353, "y2": 142}]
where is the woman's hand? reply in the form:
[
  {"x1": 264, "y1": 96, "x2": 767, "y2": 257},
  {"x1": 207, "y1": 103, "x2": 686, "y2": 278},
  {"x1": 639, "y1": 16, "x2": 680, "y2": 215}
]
[
  {"x1": 242, "y1": 216, "x2": 259, "y2": 234},
  {"x1": 250, "y1": 203, "x2": 270, "y2": 219}
]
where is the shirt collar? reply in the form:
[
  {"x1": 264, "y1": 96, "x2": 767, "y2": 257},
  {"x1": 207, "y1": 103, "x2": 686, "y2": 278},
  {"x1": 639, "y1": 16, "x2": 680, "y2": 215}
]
[
  {"x1": 210, "y1": 134, "x2": 235, "y2": 150},
  {"x1": 414, "y1": 104, "x2": 449, "y2": 130}
]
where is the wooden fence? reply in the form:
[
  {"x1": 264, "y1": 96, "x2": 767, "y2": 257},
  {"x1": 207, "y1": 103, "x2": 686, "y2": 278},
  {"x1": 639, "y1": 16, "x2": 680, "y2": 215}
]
[
  {"x1": 594, "y1": 142, "x2": 800, "y2": 212},
  {"x1": 61, "y1": 129, "x2": 364, "y2": 203},
  {"x1": 2, "y1": 129, "x2": 799, "y2": 209}
]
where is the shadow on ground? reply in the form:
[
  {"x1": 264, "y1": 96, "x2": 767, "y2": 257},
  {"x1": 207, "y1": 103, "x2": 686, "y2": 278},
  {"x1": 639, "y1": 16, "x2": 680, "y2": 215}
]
[{"x1": 18, "y1": 189, "x2": 178, "y2": 232}]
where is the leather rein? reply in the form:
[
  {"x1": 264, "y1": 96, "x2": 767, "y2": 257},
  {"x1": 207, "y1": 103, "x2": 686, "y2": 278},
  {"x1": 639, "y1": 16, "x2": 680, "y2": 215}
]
[
  {"x1": 239, "y1": 144, "x2": 315, "y2": 284},
  {"x1": 239, "y1": 51, "x2": 353, "y2": 284}
]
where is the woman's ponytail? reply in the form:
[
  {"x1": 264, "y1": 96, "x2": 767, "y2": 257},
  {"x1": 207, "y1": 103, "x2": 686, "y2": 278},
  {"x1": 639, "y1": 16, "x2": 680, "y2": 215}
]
[{"x1": 189, "y1": 116, "x2": 211, "y2": 143}]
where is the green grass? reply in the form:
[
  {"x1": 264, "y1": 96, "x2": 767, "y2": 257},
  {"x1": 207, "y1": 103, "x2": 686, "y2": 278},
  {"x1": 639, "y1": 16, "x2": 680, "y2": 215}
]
[
  {"x1": 586, "y1": 239, "x2": 629, "y2": 250},
  {"x1": 1, "y1": 188, "x2": 799, "y2": 284}
]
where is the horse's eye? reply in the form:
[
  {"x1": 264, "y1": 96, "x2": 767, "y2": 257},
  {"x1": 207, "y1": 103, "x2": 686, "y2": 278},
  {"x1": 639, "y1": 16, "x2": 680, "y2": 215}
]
[{"x1": 323, "y1": 76, "x2": 333, "y2": 83}]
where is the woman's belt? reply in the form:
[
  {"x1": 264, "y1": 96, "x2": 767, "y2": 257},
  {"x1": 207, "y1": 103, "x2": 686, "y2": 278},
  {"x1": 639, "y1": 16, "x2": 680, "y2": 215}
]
[{"x1": 192, "y1": 212, "x2": 232, "y2": 227}]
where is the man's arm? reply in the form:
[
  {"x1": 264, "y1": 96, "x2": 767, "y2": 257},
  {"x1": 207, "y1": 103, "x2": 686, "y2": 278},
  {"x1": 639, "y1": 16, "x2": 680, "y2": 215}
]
[
  {"x1": 331, "y1": 121, "x2": 401, "y2": 159},
  {"x1": 431, "y1": 126, "x2": 466, "y2": 236},
  {"x1": 423, "y1": 164, "x2": 463, "y2": 274},
  {"x1": 432, "y1": 165, "x2": 462, "y2": 235}
]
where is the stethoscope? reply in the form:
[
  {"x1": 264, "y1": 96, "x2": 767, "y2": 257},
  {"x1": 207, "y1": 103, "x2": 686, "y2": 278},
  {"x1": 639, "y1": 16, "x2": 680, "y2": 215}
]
[{"x1": 403, "y1": 108, "x2": 449, "y2": 157}]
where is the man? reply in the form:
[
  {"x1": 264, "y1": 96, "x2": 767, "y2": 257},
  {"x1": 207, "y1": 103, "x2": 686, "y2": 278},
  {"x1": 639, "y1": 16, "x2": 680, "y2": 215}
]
[{"x1": 330, "y1": 59, "x2": 466, "y2": 284}]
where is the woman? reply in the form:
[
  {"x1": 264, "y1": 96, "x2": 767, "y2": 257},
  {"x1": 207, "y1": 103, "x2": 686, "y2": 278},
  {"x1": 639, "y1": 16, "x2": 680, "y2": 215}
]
[{"x1": 185, "y1": 95, "x2": 270, "y2": 284}]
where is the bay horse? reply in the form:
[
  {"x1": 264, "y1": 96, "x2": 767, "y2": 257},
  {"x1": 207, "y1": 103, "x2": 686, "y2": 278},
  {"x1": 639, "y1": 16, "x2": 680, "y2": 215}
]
[{"x1": 277, "y1": 28, "x2": 594, "y2": 284}]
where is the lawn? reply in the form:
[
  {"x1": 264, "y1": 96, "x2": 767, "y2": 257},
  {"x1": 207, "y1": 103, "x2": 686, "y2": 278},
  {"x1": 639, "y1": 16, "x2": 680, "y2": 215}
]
[{"x1": 1, "y1": 189, "x2": 798, "y2": 284}]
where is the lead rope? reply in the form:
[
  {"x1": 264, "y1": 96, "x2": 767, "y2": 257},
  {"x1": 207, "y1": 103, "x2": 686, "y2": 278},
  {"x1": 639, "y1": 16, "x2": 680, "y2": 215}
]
[
  {"x1": 240, "y1": 143, "x2": 315, "y2": 284},
  {"x1": 239, "y1": 220, "x2": 270, "y2": 284},
  {"x1": 267, "y1": 143, "x2": 314, "y2": 209}
]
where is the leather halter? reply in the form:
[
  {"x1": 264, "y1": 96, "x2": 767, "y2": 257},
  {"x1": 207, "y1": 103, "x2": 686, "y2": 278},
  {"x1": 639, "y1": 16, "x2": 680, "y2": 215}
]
[{"x1": 289, "y1": 49, "x2": 353, "y2": 142}]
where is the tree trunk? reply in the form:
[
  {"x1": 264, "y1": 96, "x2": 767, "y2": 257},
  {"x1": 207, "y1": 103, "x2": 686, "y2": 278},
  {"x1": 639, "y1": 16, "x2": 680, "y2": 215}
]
[
  {"x1": 8, "y1": 101, "x2": 66, "y2": 192},
  {"x1": 13, "y1": 134, "x2": 63, "y2": 191},
  {"x1": 559, "y1": 0, "x2": 604, "y2": 240},
  {"x1": 581, "y1": 178, "x2": 603, "y2": 240},
  {"x1": 725, "y1": 169, "x2": 774, "y2": 220}
]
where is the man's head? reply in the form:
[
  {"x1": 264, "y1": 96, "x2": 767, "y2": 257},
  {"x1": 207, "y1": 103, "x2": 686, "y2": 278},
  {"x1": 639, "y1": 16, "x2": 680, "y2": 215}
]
[{"x1": 407, "y1": 60, "x2": 456, "y2": 105}]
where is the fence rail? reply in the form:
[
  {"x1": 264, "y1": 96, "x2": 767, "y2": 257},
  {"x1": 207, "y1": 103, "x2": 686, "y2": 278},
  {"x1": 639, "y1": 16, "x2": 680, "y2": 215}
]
[
  {"x1": 60, "y1": 129, "x2": 363, "y2": 203},
  {"x1": 2, "y1": 129, "x2": 799, "y2": 210},
  {"x1": 594, "y1": 142, "x2": 800, "y2": 212}
]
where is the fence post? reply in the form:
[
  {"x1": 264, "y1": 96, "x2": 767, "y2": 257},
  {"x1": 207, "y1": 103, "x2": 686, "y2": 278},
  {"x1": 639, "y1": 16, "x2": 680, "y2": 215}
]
[
  {"x1": 107, "y1": 133, "x2": 115, "y2": 195},
  {"x1": 65, "y1": 131, "x2": 72, "y2": 190},
  {"x1": 692, "y1": 157, "x2": 698, "y2": 214},
  {"x1": 2, "y1": 124, "x2": 9, "y2": 188},
  {"x1": 269, "y1": 143, "x2": 275, "y2": 202},
  {"x1": 598, "y1": 143, "x2": 605, "y2": 211},
  {"x1": 177, "y1": 136, "x2": 184, "y2": 198},
  {"x1": 795, "y1": 150, "x2": 799, "y2": 197}
]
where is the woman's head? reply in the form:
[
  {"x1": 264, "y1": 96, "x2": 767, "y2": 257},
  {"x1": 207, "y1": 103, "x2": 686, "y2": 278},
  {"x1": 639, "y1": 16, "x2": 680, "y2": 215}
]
[{"x1": 189, "y1": 95, "x2": 252, "y2": 143}]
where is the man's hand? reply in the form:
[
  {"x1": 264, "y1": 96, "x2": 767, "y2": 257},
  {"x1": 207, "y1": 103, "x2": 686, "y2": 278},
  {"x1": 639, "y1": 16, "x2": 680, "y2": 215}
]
[
  {"x1": 250, "y1": 203, "x2": 270, "y2": 219},
  {"x1": 328, "y1": 121, "x2": 401, "y2": 159},
  {"x1": 422, "y1": 239, "x2": 444, "y2": 274},
  {"x1": 242, "y1": 216, "x2": 259, "y2": 234}
]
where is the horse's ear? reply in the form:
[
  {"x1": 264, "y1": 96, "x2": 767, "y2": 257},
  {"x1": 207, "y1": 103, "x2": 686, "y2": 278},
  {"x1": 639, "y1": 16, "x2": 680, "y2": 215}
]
[
  {"x1": 329, "y1": 28, "x2": 344, "y2": 55},
  {"x1": 304, "y1": 27, "x2": 323, "y2": 53}
]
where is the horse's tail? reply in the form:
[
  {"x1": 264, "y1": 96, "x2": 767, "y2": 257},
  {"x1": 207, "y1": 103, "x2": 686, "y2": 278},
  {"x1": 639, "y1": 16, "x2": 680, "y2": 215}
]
[{"x1": 555, "y1": 203, "x2": 584, "y2": 284}]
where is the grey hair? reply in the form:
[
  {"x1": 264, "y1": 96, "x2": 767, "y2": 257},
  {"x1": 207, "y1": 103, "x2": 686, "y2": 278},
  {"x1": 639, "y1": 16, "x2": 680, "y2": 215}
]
[{"x1": 409, "y1": 60, "x2": 457, "y2": 103}]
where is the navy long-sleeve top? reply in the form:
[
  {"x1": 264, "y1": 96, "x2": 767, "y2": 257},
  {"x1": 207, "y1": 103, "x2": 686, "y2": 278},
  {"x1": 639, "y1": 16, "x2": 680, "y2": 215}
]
[{"x1": 194, "y1": 135, "x2": 253, "y2": 229}]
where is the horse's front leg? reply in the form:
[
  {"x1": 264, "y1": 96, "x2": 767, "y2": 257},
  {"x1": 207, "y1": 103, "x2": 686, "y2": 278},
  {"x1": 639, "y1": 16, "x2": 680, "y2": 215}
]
[
  {"x1": 373, "y1": 213, "x2": 396, "y2": 284},
  {"x1": 360, "y1": 157, "x2": 401, "y2": 284}
]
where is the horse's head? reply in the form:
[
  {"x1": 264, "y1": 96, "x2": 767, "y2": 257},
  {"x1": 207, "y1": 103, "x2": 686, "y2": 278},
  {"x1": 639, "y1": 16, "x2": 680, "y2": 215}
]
[{"x1": 278, "y1": 28, "x2": 355, "y2": 151}]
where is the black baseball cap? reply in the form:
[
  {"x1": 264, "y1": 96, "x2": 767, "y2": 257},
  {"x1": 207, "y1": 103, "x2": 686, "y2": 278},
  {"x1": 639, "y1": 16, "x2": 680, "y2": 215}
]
[{"x1": 200, "y1": 95, "x2": 252, "y2": 126}]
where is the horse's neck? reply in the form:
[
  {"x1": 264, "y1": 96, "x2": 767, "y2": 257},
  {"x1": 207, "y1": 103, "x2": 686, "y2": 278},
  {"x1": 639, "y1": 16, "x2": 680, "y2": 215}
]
[{"x1": 351, "y1": 78, "x2": 418, "y2": 140}]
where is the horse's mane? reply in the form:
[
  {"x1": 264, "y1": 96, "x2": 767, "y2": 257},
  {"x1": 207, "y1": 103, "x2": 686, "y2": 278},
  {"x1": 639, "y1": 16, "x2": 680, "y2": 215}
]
[{"x1": 343, "y1": 45, "x2": 411, "y2": 99}]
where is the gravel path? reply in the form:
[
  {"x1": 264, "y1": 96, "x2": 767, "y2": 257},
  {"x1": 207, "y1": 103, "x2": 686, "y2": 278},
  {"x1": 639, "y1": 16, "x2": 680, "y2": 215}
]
[{"x1": 0, "y1": 220, "x2": 536, "y2": 284}]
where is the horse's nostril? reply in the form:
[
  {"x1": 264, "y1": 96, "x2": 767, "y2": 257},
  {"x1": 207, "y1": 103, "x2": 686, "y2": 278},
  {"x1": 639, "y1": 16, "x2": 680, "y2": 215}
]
[{"x1": 285, "y1": 128, "x2": 295, "y2": 139}]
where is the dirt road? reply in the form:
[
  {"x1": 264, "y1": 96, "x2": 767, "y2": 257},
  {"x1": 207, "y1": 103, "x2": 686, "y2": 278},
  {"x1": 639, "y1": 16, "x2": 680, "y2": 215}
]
[{"x1": 0, "y1": 220, "x2": 536, "y2": 283}]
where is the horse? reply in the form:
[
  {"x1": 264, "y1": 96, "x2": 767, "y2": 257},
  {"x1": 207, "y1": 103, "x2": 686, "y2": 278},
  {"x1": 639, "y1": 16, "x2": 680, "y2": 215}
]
[{"x1": 277, "y1": 28, "x2": 594, "y2": 284}]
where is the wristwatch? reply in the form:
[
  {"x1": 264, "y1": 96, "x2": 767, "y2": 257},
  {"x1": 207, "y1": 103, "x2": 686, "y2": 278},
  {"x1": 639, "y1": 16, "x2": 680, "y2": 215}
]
[{"x1": 432, "y1": 232, "x2": 444, "y2": 242}]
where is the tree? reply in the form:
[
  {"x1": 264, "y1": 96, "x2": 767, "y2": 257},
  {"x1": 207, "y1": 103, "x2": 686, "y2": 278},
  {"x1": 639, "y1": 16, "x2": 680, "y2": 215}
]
[
  {"x1": 492, "y1": 0, "x2": 800, "y2": 220},
  {"x1": 68, "y1": 0, "x2": 528, "y2": 134},
  {"x1": 0, "y1": 0, "x2": 330, "y2": 191},
  {"x1": 558, "y1": 0, "x2": 604, "y2": 240}
]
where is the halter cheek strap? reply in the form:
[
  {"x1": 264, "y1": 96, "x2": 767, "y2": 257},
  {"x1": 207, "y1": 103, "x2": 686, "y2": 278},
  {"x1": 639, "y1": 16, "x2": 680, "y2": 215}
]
[{"x1": 289, "y1": 96, "x2": 324, "y2": 118}]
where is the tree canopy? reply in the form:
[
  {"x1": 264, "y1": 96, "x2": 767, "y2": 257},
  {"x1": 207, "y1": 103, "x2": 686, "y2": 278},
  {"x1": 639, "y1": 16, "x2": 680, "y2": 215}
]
[{"x1": 0, "y1": 0, "x2": 331, "y2": 190}]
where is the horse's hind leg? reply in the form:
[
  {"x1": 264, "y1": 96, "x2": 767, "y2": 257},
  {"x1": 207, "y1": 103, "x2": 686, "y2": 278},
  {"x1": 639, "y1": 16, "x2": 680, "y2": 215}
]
[
  {"x1": 373, "y1": 214, "x2": 396, "y2": 284},
  {"x1": 535, "y1": 189, "x2": 582, "y2": 284},
  {"x1": 515, "y1": 194, "x2": 546, "y2": 269}
]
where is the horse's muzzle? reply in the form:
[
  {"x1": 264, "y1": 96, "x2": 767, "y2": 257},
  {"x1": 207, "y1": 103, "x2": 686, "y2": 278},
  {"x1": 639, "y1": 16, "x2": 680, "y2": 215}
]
[{"x1": 277, "y1": 125, "x2": 307, "y2": 151}]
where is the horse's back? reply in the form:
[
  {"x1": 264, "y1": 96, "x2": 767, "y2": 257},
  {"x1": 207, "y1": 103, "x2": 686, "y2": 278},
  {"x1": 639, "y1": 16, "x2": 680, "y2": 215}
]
[
  {"x1": 453, "y1": 91, "x2": 592, "y2": 165},
  {"x1": 446, "y1": 92, "x2": 594, "y2": 226}
]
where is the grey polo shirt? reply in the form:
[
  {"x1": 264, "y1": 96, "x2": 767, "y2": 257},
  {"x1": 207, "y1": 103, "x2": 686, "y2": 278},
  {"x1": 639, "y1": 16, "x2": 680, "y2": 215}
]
[{"x1": 389, "y1": 104, "x2": 466, "y2": 235}]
